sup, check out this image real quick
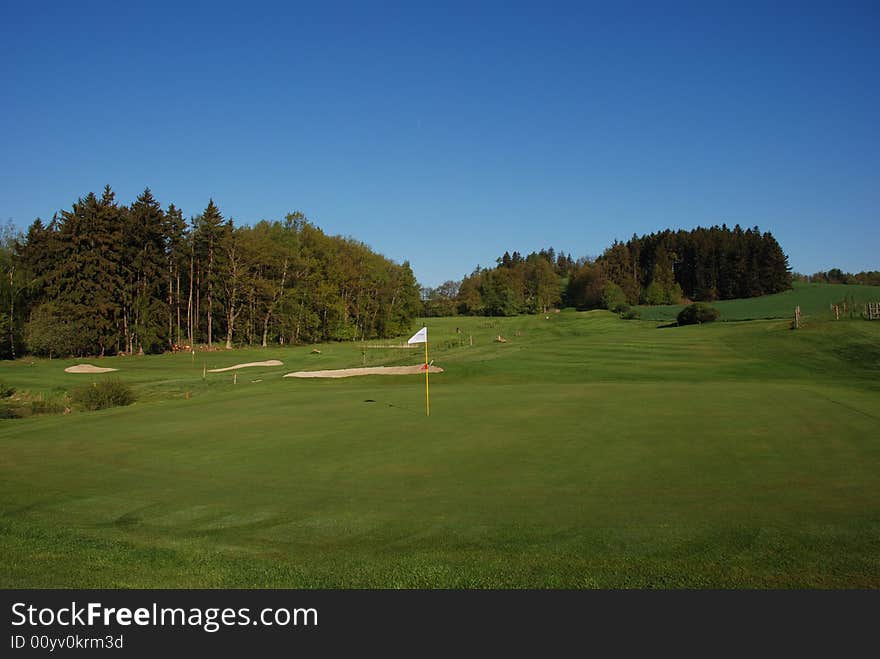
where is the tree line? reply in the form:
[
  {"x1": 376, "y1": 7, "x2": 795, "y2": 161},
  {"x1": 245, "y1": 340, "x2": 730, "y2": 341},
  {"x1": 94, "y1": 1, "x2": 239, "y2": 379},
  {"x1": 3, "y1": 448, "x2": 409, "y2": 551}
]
[
  {"x1": 0, "y1": 186, "x2": 420, "y2": 358},
  {"x1": 422, "y1": 225, "x2": 792, "y2": 316},
  {"x1": 0, "y1": 198, "x2": 802, "y2": 359},
  {"x1": 793, "y1": 269, "x2": 880, "y2": 286},
  {"x1": 422, "y1": 248, "x2": 576, "y2": 317}
]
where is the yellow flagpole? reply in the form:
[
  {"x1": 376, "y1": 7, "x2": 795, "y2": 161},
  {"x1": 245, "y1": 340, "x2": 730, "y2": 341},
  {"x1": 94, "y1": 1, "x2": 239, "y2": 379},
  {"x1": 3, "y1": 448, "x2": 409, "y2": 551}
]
[{"x1": 425, "y1": 339, "x2": 430, "y2": 416}]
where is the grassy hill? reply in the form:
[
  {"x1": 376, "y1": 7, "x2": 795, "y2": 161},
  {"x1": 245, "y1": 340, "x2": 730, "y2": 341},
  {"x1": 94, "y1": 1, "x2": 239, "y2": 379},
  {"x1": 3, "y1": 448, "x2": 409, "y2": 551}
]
[
  {"x1": 1, "y1": 308, "x2": 878, "y2": 588},
  {"x1": 636, "y1": 281, "x2": 880, "y2": 322}
]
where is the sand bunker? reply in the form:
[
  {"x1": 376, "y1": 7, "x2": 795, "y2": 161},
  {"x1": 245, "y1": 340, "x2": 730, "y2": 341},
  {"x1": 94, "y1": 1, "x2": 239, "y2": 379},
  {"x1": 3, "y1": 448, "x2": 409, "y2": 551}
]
[
  {"x1": 64, "y1": 364, "x2": 118, "y2": 374},
  {"x1": 284, "y1": 365, "x2": 444, "y2": 379},
  {"x1": 207, "y1": 360, "x2": 283, "y2": 373}
]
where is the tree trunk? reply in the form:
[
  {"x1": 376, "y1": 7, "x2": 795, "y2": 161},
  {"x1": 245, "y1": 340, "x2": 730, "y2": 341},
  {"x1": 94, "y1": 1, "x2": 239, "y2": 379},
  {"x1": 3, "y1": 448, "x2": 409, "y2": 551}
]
[
  {"x1": 133, "y1": 299, "x2": 140, "y2": 354},
  {"x1": 122, "y1": 312, "x2": 130, "y2": 354},
  {"x1": 195, "y1": 266, "x2": 201, "y2": 345},
  {"x1": 207, "y1": 240, "x2": 214, "y2": 347},
  {"x1": 168, "y1": 264, "x2": 174, "y2": 349},
  {"x1": 249, "y1": 291, "x2": 256, "y2": 345},
  {"x1": 261, "y1": 312, "x2": 271, "y2": 347},
  {"x1": 8, "y1": 267, "x2": 15, "y2": 360},
  {"x1": 295, "y1": 296, "x2": 306, "y2": 344},
  {"x1": 187, "y1": 251, "x2": 194, "y2": 348},
  {"x1": 225, "y1": 291, "x2": 235, "y2": 350},
  {"x1": 176, "y1": 270, "x2": 181, "y2": 347}
]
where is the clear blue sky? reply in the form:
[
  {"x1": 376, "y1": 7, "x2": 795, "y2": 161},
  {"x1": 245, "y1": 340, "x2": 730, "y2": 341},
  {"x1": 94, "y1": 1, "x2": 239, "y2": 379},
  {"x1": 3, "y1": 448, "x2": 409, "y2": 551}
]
[{"x1": 2, "y1": 1, "x2": 877, "y2": 286}]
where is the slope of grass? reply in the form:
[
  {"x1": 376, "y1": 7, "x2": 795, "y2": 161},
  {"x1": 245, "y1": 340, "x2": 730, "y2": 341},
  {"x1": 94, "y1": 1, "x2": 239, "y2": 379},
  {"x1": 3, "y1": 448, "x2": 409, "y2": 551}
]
[
  {"x1": 636, "y1": 281, "x2": 880, "y2": 322},
  {"x1": 1, "y1": 309, "x2": 879, "y2": 588}
]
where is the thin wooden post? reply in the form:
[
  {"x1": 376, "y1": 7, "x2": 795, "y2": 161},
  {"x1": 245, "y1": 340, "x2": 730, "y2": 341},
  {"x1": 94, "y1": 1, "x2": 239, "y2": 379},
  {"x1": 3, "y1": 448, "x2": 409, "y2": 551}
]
[{"x1": 424, "y1": 341, "x2": 430, "y2": 417}]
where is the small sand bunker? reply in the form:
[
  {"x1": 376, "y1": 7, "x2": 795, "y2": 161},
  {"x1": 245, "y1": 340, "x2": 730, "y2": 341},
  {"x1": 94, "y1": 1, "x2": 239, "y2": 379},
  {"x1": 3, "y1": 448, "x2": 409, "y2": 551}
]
[
  {"x1": 284, "y1": 365, "x2": 444, "y2": 379},
  {"x1": 207, "y1": 360, "x2": 283, "y2": 373},
  {"x1": 64, "y1": 364, "x2": 118, "y2": 374}
]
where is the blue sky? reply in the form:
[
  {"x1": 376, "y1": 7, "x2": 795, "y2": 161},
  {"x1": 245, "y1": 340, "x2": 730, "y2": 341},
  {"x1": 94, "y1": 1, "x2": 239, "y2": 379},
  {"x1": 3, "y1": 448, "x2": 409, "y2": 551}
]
[{"x1": 1, "y1": 1, "x2": 877, "y2": 286}]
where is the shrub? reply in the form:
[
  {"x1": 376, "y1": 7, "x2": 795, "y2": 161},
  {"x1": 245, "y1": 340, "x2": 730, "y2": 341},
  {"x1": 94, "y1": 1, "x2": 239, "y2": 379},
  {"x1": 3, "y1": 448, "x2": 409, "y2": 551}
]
[
  {"x1": 0, "y1": 390, "x2": 68, "y2": 419},
  {"x1": 0, "y1": 383, "x2": 14, "y2": 398},
  {"x1": 644, "y1": 280, "x2": 684, "y2": 306},
  {"x1": 620, "y1": 307, "x2": 641, "y2": 320},
  {"x1": 677, "y1": 303, "x2": 720, "y2": 326},
  {"x1": 30, "y1": 397, "x2": 68, "y2": 415},
  {"x1": 70, "y1": 379, "x2": 135, "y2": 411},
  {"x1": 643, "y1": 280, "x2": 668, "y2": 306},
  {"x1": 0, "y1": 406, "x2": 22, "y2": 419},
  {"x1": 24, "y1": 303, "x2": 82, "y2": 357},
  {"x1": 602, "y1": 282, "x2": 629, "y2": 313}
]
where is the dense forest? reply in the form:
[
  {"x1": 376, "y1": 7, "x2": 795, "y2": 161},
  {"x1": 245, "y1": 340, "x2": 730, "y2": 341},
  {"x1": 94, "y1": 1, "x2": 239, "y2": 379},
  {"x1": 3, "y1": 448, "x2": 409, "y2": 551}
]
[
  {"x1": 0, "y1": 187, "x2": 420, "y2": 359},
  {"x1": 422, "y1": 225, "x2": 793, "y2": 317}
]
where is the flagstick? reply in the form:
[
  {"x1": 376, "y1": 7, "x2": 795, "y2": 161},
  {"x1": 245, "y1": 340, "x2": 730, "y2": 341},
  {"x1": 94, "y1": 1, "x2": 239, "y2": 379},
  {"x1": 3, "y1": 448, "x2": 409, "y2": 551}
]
[{"x1": 425, "y1": 340, "x2": 430, "y2": 417}]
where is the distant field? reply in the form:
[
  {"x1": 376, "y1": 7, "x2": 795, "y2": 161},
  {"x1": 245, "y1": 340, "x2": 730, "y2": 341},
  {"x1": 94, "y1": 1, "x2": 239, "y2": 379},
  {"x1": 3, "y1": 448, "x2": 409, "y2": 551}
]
[
  {"x1": 1, "y1": 301, "x2": 879, "y2": 588},
  {"x1": 637, "y1": 281, "x2": 880, "y2": 322}
]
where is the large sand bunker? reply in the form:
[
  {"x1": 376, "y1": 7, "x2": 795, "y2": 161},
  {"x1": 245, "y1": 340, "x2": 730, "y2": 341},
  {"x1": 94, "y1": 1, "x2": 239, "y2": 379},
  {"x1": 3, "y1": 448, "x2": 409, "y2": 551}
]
[
  {"x1": 208, "y1": 360, "x2": 283, "y2": 373},
  {"x1": 64, "y1": 364, "x2": 119, "y2": 374},
  {"x1": 284, "y1": 364, "x2": 444, "y2": 379}
]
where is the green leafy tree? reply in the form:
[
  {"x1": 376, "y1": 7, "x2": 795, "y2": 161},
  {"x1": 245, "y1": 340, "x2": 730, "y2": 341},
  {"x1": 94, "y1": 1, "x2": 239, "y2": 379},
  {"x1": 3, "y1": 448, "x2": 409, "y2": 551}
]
[
  {"x1": 602, "y1": 281, "x2": 629, "y2": 313},
  {"x1": 567, "y1": 260, "x2": 606, "y2": 310},
  {"x1": 23, "y1": 302, "x2": 81, "y2": 357},
  {"x1": 243, "y1": 219, "x2": 295, "y2": 347},
  {"x1": 456, "y1": 269, "x2": 484, "y2": 315},
  {"x1": 528, "y1": 257, "x2": 561, "y2": 313},
  {"x1": 219, "y1": 222, "x2": 248, "y2": 349},
  {"x1": 423, "y1": 280, "x2": 460, "y2": 317},
  {"x1": 0, "y1": 221, "x2": 30, "y2": 359},
  {"x1": 600, "y1": 241, "x2": 640, "y2": 305}
]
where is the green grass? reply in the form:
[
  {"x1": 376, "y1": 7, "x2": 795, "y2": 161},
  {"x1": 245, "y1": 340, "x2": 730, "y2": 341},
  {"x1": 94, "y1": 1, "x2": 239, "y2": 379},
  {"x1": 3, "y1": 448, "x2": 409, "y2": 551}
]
[
  {"x1": 1, "y1": 305, "x2": 879, "y2": 588},
  {"x1": 636, "y1": 281, "x2": 880, "y2": 322}
]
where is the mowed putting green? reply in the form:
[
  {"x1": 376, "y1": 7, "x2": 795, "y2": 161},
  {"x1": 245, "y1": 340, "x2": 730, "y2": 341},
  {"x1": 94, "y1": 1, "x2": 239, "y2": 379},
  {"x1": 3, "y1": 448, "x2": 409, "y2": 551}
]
[{"x1": 1, "y1": 307, "x2": 879, "y2": 587}]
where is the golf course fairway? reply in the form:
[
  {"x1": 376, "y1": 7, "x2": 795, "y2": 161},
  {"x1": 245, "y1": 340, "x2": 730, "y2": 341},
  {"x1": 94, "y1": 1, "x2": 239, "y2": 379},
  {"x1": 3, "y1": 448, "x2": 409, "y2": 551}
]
[{"x1": 1, "y1": 308, "x2": 878, "y2": 588}]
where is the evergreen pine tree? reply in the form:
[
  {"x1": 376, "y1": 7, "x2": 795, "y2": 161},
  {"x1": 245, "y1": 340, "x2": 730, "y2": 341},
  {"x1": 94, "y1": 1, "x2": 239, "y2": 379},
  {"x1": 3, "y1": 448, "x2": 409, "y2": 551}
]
[
  {"x1": 51, "y1": 189, "x2": 123, "y2": 355},
  {"x1": 124, "y1": 188, "x2": 167, "y2": 353},
  {"x1": 193, "y1": 200, "x2": 226, "y2": 346}
]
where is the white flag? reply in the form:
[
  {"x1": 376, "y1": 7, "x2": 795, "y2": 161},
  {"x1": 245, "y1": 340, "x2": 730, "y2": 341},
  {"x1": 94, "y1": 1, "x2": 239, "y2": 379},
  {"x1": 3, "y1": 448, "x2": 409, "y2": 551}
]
[{"x1": 407, "y1": 326, "x2": 428, "y2": 344}]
